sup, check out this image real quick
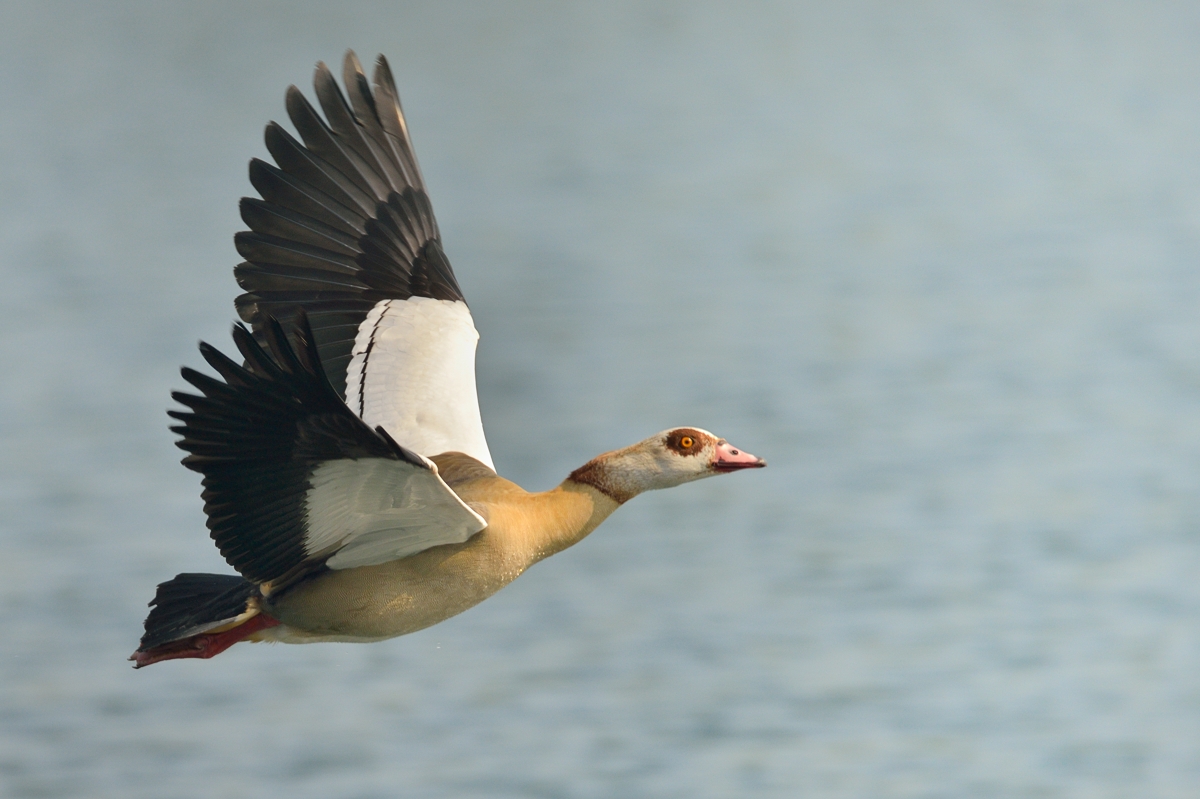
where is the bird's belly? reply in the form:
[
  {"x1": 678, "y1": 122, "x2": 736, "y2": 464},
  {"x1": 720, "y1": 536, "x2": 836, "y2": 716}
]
[{"x1": 257, "y1": 536, "x2": 525, "y2": 643}]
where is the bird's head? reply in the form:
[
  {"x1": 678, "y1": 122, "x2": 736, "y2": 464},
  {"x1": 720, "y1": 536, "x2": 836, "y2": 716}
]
[{"x1": 569, "y1": 427, "x2": 765, "y2": 502}]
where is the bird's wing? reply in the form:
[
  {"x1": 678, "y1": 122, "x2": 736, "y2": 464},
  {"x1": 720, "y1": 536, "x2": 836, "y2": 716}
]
[
  {"x1": 169, "y1": 313, "x2": 487, "y2": 586},
  {"x1": 233, "y1": 51, "x2": 493, "y2": 469}
]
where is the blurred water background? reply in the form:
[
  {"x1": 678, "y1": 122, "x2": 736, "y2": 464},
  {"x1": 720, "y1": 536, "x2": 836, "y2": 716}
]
[{"x1": 3, "y1": 2, "x2": 1200, "y2": 797}]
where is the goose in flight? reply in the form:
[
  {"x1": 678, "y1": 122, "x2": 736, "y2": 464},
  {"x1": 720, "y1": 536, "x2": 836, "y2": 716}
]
[{"x1": 132, "y1": 52, "x2": 764, "y2": 668}]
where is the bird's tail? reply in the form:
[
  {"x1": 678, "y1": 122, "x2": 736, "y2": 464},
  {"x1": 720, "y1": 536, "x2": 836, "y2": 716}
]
[{"x1": 130, "y1": 573, "x2": 278, "y2": 668}]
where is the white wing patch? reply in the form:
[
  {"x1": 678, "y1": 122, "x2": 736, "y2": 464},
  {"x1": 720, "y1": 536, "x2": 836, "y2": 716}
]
[
  {"x1": 344, "y1": 298, "x2": 494, "y2": 469},
  {"x1": 305, "y1": 458, "x2": 487, "y2": 570}
]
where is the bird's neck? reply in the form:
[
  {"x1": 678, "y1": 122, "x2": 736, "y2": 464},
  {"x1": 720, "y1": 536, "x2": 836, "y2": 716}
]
[
  {"x1": 527, "y1": 480, "x2": 622, "y2": 563},
  {"x1": 517, "y1": 448, "x2": 664, "y2": 561},
  {"x1": 454, "y1": 474, "x2": 621, "y2": 566},
  {"x1": 440, "y1": 449, "x2": 659, "y2": 566}
]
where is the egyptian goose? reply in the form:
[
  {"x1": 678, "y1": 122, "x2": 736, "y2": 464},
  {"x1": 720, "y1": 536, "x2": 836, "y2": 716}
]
[{"x1": 132, "y1": 52, "x2": 764, "y2": 668}]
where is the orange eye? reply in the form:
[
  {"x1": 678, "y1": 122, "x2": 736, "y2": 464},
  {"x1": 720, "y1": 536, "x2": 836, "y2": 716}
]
[{"x1": 680, "y1": 436, "x2": 694, "y2": 448}]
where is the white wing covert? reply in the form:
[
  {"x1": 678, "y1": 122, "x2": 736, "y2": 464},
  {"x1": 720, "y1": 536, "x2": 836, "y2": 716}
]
[
  {"x1": 306, "y1": 457, "x2": 485, "y2": 570},
  {"x1": 232, "y1": 51, "x2": 493, "y2": 468}
]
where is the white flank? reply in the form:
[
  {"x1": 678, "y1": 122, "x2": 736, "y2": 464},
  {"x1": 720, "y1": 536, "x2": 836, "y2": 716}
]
[
  {"x1": 305, "y1": 458, "x2": 487, "y2": 570},
  {"x1": 344, "y1": 298, "x2": 494, "y2": 469}
]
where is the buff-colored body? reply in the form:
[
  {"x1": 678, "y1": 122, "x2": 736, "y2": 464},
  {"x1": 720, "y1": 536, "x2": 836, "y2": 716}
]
[
  {"x1": 253, "y1": 455, "x2": 619, "y2": 644},
  {"x1": 131, "y1": 428, "x2": 762, "y2": 667}
]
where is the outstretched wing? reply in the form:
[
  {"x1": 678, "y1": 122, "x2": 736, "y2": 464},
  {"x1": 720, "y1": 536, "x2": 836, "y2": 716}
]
[
  {"x1": 233, "y1": 51, "x2": 493, "y2": 469},
  {"x1": 169, "y1": 313, "x2": 487, "y2": 587}
]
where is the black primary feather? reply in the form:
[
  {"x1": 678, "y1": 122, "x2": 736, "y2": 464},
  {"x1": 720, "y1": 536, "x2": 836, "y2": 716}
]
[
  {"x1": 235, "y1": 51, "x2": 466, "y2": 400},
  {"x1": 170, "y1": 311, "x2": 426, "y2": 585}
]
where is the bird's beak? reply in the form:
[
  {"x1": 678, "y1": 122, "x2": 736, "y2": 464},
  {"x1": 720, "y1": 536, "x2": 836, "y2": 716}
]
[{"x1": 712, "y1": 440, "x2": 766, "y2": 472}]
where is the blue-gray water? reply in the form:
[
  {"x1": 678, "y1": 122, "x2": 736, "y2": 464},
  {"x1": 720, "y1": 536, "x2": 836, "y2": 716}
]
[{"x1": 4, "y1": 3, "x2": 1200, "y2": 797}]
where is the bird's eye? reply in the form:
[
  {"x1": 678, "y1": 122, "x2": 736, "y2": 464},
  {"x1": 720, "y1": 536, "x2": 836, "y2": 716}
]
[{"x1": 680, "y1": 436, "x2": 694, "y2": 448}]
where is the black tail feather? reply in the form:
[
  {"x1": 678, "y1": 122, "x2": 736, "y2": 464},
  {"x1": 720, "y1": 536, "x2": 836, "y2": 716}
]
[{"x1": 137, "y1": 573, "x2": 257, "y2": 651}]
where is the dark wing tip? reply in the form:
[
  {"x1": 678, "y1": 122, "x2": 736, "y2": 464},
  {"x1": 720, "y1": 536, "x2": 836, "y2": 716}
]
[{"x1": 235, "y1": 51, "x2": 458, "y2": 402}]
